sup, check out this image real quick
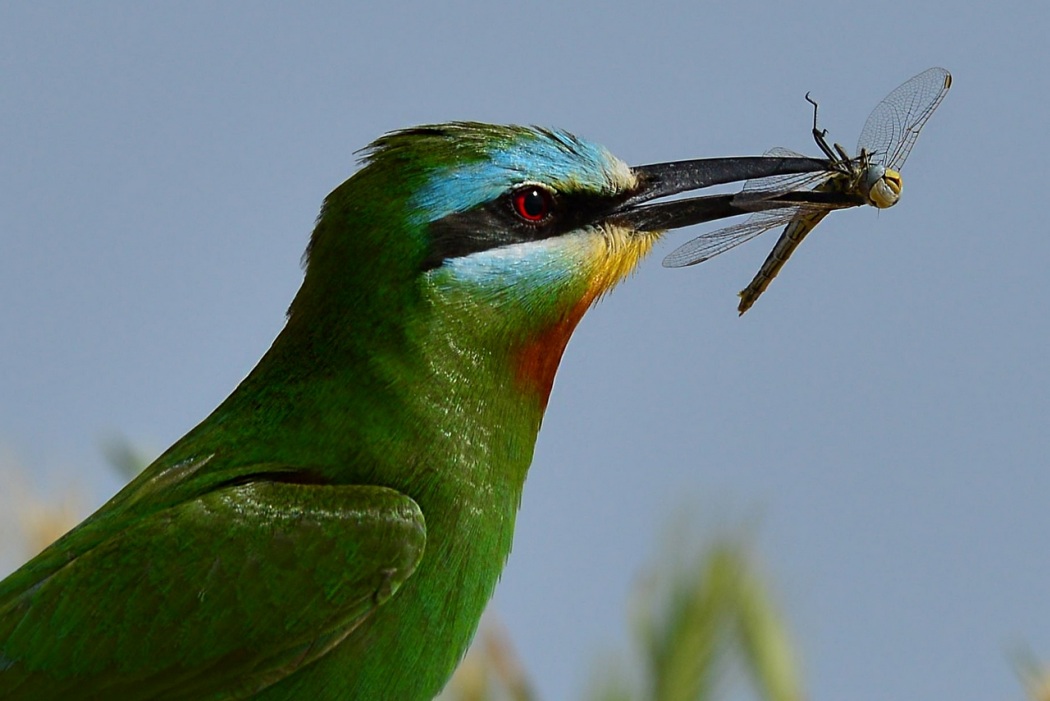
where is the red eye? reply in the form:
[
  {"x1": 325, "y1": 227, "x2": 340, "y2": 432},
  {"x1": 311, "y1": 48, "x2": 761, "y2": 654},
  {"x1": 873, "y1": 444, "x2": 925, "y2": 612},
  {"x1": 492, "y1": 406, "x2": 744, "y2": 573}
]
[{"x1": 512, "y1": 186, "x2": 552, "y2": 222}]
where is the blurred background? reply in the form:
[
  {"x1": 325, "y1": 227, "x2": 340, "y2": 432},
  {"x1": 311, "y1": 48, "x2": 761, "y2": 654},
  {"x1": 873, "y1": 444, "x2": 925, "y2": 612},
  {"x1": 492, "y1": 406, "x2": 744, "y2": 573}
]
[{"x1": 2, "y1": 3, "x2": 1048, "y2": 700}]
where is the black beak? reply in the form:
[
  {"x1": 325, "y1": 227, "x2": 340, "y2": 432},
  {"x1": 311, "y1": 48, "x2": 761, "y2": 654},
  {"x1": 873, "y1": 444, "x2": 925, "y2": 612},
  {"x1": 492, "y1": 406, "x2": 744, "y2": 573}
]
[{"x1": 609, "y1": 155, "x2": 858, "y2": 232}]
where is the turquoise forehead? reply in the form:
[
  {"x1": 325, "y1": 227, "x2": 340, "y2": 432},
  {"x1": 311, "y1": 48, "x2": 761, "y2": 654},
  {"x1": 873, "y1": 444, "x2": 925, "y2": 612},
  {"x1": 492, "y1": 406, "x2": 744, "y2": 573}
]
[{"x1": 412, "y1": 127, "x2": 629, "y2": 224}]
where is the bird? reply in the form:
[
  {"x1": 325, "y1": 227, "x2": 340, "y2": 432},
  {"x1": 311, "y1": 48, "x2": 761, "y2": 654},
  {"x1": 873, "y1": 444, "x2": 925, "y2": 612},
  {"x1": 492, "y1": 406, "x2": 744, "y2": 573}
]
[{"x1": 0, "y1": 122, "x2": 837, "y2": 700}]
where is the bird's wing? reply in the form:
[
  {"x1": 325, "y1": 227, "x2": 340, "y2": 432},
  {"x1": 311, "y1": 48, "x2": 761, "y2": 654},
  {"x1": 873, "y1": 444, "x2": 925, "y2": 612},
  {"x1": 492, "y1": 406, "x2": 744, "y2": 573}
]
[{"x1": 0, "y1": 478, "x2": 426, "y2": 701}]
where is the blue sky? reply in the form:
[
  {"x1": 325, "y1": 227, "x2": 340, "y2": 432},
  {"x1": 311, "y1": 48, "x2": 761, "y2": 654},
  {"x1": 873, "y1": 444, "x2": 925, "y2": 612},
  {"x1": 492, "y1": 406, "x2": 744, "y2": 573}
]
[{"x1": 2, "y1": 3, "x2": 1047, "y2": 700}]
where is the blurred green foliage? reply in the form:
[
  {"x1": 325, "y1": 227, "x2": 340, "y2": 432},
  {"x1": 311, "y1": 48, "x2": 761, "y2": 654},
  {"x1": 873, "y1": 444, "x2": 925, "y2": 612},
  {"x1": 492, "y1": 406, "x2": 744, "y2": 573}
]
[{"x1": 442, "y1": 535, "x2": 803, "y2": 701}]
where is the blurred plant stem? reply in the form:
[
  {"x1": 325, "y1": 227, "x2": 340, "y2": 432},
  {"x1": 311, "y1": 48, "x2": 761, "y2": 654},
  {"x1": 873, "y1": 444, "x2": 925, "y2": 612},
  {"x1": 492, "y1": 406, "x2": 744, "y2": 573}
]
[
  {"x1": 642, "y1": 539, "x2": 803, "y2": 701},
  {"x1": 445, "y1": 533, "x2": 804, "y2": 701},
  {"x1": 1, "y1": 437, "x2": 149, "y2": 566},
  {"x1": 0, "y1": 456, "x2": 82, "y2": 561},
  {"x1": 438, "y1": 619, "x2": 535, "y2": 701},
  {"x1": 100, "y1": 435, "x2": 153, "y2": 481},
  {"x1": 1017, "y1": 647, "x2": 1050, "y2": 701}
]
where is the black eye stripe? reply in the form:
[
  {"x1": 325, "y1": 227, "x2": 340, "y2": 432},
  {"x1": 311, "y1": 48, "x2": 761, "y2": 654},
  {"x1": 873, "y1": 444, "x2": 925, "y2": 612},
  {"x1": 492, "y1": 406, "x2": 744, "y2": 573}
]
[{"x1": 422, "y1": 189, "x2": 628, "y2": 270}]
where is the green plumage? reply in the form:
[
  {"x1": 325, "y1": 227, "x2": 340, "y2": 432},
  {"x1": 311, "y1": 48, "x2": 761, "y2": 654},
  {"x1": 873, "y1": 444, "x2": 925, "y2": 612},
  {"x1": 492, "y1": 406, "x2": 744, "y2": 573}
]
[
  {"x1": 0, "y1": 124, "x2": 570, "y2": 700},
  {"x1": 0, "y1": 121, "x2": 838, "y2": 699}
]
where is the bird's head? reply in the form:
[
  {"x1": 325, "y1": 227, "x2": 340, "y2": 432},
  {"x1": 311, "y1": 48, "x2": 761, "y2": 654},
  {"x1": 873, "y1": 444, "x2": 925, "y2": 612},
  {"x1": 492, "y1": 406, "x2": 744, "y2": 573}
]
[{"x1": 283, "y1": 123, "x2": 826, "y2": 407}]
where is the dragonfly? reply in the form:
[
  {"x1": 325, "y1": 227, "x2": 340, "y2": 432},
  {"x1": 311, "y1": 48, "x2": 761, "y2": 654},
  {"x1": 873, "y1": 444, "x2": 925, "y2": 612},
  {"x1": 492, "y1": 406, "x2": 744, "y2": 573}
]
[{"x1": 663, "y1": 66, "x2": 952, "y2": 315}]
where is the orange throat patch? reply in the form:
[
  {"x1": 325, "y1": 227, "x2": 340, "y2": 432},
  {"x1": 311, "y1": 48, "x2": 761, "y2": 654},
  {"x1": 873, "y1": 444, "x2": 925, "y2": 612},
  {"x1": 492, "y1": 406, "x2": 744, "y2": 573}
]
[
  {"x1": 513, "y1": 296, "x2": 592, "y2": 410},
  {"x1": 513, "y1": 226, "x2": 658, "y2": 409}
]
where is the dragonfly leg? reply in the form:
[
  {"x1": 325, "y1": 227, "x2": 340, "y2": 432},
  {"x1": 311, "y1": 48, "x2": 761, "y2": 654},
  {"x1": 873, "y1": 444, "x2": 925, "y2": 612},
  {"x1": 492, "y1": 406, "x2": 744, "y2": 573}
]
[{"x1": 805, "y1": 92, "x2": 839, "y2": 163}]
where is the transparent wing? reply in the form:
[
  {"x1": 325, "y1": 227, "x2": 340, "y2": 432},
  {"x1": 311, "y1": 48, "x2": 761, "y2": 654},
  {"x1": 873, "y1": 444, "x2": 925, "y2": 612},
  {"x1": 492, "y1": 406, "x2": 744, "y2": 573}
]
[
  {"x1": 662, "y1": 146, "x2": 849, "y2": 268},
  {"x1": 856, "y1": 67, "x2": 952, "y2": 170},
  {"x1": 735, "y1": 147, "x2": 831, "y2": 196},
  {"x1": 663, "y1": 201, "x2": 820, "y2": 268}
]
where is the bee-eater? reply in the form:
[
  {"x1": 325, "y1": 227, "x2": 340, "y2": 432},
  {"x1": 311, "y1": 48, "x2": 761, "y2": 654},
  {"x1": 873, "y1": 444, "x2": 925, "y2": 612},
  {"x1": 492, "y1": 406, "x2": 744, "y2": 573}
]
[{"x1": 0, "y1": 123, "x2": 840, "y2": 700}]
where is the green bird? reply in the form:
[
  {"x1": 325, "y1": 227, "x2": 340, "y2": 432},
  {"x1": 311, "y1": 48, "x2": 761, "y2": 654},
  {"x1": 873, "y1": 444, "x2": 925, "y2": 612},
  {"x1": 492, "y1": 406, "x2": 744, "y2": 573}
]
[{"x1": 0, "y1": 123, "x2": 840, "y2": 700}]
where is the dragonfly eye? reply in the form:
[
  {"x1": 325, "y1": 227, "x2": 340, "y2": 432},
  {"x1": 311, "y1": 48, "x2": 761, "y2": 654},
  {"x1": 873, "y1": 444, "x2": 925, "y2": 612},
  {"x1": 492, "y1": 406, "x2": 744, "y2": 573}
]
[{"x1": 866, "y1": 167, "x2": 902, "y2": 208}]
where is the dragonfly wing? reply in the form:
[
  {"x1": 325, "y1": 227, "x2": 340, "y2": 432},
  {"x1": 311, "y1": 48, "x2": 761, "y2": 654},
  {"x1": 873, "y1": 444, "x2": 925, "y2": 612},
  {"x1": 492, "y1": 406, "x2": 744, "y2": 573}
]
[
  {"x1": 737, "y1": 148, "x2": 829, "y2": 195},
  {"x1": 661, "y1": 147, "x2": 839, "y2": 268},
  {"x1": 662, "y1": 204, "x2": 809, "y2": 268},
  {"x1": 856, "y1": 67, "x2": 952, "y2": 171}
]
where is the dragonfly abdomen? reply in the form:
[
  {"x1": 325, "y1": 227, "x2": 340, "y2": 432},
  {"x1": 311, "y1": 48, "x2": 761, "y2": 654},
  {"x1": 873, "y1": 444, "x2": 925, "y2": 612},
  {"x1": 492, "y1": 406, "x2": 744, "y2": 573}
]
[{"x1": 737, "y1": 210, "x2": 830, "y2": 315}]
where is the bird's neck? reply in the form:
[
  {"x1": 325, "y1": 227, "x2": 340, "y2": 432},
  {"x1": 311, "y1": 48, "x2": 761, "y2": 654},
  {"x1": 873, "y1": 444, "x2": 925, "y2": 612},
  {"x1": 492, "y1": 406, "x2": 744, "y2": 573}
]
[
  {"x1": 204, "y1": 271, "x2": 565, "y2": 504},
  {"x1": 136, "y1": 264, "x2": 576, "y2": 701}
]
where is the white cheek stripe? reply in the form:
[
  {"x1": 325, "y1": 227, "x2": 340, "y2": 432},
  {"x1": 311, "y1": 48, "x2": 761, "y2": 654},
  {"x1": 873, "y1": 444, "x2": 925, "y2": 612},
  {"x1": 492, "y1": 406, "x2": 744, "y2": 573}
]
[{"x1": 442, "y1": 232, "x2": 595, "y2": 287}]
